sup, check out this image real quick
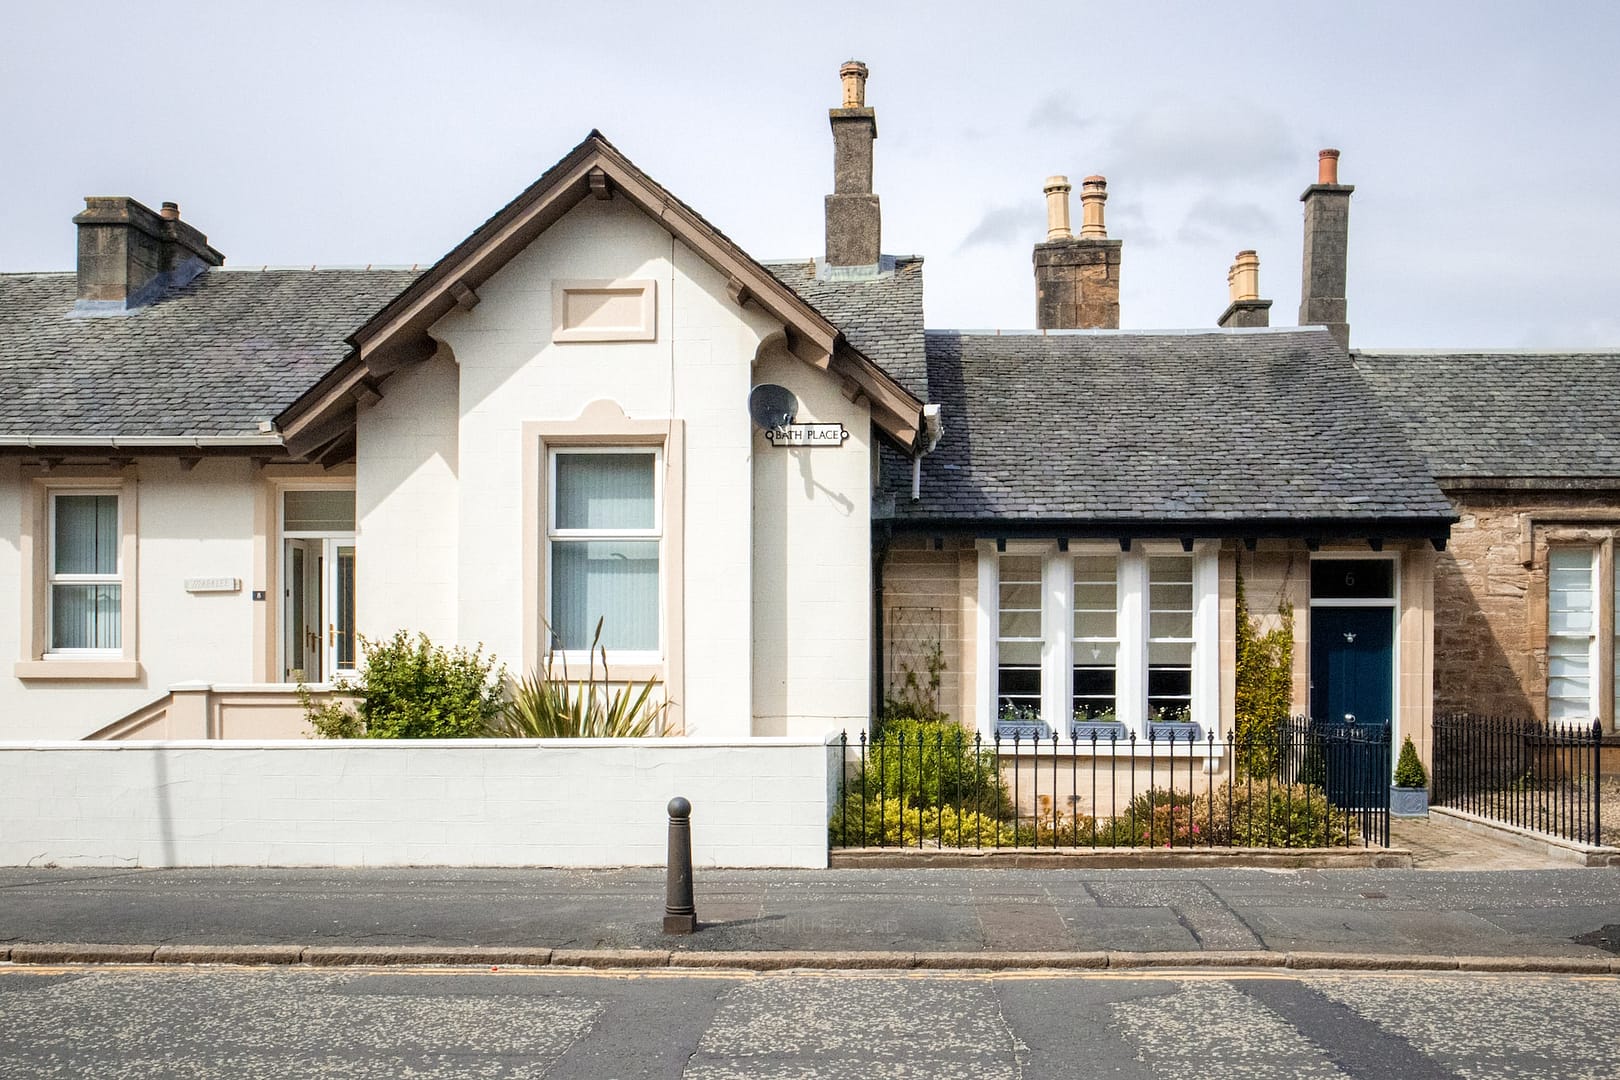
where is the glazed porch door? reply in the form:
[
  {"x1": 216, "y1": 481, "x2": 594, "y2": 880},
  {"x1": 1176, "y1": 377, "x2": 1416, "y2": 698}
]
[{"x1": 282, "y1": 537, "x2": 357, "y2": 682}]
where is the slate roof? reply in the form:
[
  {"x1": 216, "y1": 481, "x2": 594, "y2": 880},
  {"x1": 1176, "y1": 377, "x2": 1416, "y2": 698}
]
[
  {"x1": 0, "y1": 268, "x2": 419, "y2": 438},
  {"x1": 884, "y1": 328, "x2": 1455, "y2": 527},
  {"x1": 766, "y1": 258, "x2": 928, "y2": 400},
  {"x1": 1354, "y1": 351, "x2": 1620, "y2": 480}
]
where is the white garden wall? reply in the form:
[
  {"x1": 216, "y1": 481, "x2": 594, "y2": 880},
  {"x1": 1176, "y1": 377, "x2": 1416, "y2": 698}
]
[{"x1": 0, "y1": 736, "x2": 839, "y2": 869}]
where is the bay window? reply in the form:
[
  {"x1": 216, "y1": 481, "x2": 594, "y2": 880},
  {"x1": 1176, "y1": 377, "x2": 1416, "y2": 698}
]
[{"x1": 982, "y1": 542, "x2": 1216, "y2": 741}]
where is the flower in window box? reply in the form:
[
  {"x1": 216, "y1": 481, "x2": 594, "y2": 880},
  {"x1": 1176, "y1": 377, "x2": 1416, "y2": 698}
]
[
  {"x1": 995, "y1": 702, "x2": 1051, "y2": 742},
  {"x1": 1070, "y1": 707, "x2": 1125, "y2": 742}
]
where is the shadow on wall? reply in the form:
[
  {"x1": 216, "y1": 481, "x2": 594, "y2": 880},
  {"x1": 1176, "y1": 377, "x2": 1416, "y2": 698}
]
[
  {"x1": 1431, "y1": 545, "x2": 1537, "y2": 721},
  {"x1": 152, "y1": 748, "x2": 176, "y2": 867}
]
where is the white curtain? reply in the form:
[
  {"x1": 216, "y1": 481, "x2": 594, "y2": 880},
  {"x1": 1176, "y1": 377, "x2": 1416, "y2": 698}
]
[
  {"x1": 551, "y1": 453, "x2": 658, "y2": 651},
  {"x1": 555, "y1": 454, "x2": 654, "y2": 530},
  {"x1": 52, "y1": 495, "x2": 120, "y2": 649},
  {"x1": 552, "y1": 541, "x2": 659, "y2": 651}
]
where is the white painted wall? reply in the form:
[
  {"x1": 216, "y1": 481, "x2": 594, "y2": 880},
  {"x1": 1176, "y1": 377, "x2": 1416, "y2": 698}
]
[
  {"x1": 428, "y1": 197, "x2": 783, "y2": 736},
  {"x1": 750, "y1": 342, "x2": 872, "y2": 737},
  {"x1": 0, "y1": 196, "x2": 883, "y2": 744},
  {"x1": 355, "y1": 348, "x2": 460, "y2": 645},
  {"x1": 0, "y1": 458, "x2": 260, "y2": 740},
  {"x1": 0, "y1": 738, "x2": 838, "y2": 868}
]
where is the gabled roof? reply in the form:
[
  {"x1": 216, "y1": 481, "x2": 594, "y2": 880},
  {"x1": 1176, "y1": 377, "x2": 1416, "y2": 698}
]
[
  {"x1": 766, "y1": 258, "x2": 928, "y2": 400},
  {"x1": 883, "y1": 328, "x2": 1455, "y2": 536},
  {"x1": 278, "y1": 131, "x2": 925, "y2": 457},
  {"x1": 0, "y1": 268, "x2": 417, "y2": 445},
  {"x1": 1354, "y1": 350, "x2": 1620, "y2": 484}
]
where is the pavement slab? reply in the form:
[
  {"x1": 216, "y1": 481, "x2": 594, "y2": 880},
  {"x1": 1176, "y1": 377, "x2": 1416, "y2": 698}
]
[{"x1": 1, "y1": 866, "x2": 1617, "y2": 973}]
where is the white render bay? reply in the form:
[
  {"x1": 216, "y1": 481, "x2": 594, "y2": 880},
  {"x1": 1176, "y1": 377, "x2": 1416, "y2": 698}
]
[{"x1": 976, "y1": 540, "x2": 1220, "y2": 743}]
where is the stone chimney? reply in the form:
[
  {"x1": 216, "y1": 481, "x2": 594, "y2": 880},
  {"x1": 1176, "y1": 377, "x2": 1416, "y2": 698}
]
[
  {"x1": 1033, "y1": 174, "x2": 1121, "y2": 329},
  {"x1": 1298, "y1": 148, "x2": 1353, "y2": 348},
  {"x1": 824, "y1": 60, "x2": 881, "y2": 268},
  {"x1": 72, "y1": 196, "x2": 223, "y2": 313},
  {"x1": 1218, "y1": 249, "x2": 1272, "y2": 328}
]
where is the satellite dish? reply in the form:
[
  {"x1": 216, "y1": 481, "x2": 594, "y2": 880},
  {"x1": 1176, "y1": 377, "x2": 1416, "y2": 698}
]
[{"x1": 748, "y1": 384, "x2": 799, "y2": 430}]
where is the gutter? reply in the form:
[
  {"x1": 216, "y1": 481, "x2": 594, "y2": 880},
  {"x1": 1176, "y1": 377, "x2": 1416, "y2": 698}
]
[
  {"x1": 0, "y1": 435, "x2": 285, "y2": 449},
  {"x1": 884, "y1": 515, "x2": 1456, "y2": 547}
]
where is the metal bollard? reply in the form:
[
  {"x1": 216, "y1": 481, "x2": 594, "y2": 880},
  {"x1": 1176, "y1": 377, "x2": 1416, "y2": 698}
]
[{"x1": 662, "y1": 796, "x2": 697, "y2": 934}]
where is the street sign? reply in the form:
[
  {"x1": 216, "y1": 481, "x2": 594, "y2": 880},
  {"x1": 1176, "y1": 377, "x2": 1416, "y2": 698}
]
[{"x1": 765, "y1": 423, "x2": 848, "y2": 447}]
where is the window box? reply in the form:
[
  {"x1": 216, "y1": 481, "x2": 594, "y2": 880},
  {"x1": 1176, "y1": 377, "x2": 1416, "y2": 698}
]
[
  {"x1": 995, "y1": 717, "x2": 1053, "y2": 741},
  {"x1": 1149, "y1": 720, "x2": 1204, "y2": 742},
  {"x1": 1070, "y1": 717, "x2": 1128, "y2": 741}
]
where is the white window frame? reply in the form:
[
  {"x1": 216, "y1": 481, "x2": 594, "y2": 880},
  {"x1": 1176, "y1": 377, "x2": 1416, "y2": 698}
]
[
  {"x1": 1547, "y1": 544, "x2": 1600, "y2": 724},
  {"x1": 993, "y1": 546, "x2": 1047, "y2": 723},
  {"x1": 46, "y1": 489, "x2": 122, "y2": 658},
  {"x1": 1145, "y1": 549, "x2": 1197, "y2": 723},
  {"x1": 1070, "y1": 546, "x2": 1122, "y2": 723},
  {"x1": 977, "y1": 540, "x2": 1219, "y2": 746},
  {"x1": 545, "y1": 446, "x2": 664, "y2": 665}
]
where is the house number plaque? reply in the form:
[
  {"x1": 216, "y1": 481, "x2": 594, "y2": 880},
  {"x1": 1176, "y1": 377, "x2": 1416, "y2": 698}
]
[{"x1": 765, "y1": 423, "x2": 849, "y2": 447}]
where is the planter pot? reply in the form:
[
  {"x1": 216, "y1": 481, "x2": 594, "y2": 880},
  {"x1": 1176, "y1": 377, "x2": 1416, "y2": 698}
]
[
  {"x1": 994, "y1": 718, "x2": 1053, "y2": 742},
  {"x1": 1070, "y1": 719, "x2": 1128, "y2": 742},
  {"x1": 1389, "y1": 784, "x2": 1429, "y2": 817},
  {"x1": 1148, "y1": 721, "x2": 1203, "y2": 743}
]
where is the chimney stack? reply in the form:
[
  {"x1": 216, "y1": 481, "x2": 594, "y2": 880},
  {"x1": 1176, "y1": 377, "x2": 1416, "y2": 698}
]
[
  {"x1": 73, "y1": 196, "x2": 223, "y2": 313},
  {"x1": 1298, "y1": 148, "x2": 1353, "y2": 348},
  {"x1": 1033, "y1": 173, "x2": 1122, "y2": 329},
  {"x1": 1218, "y1": 249, "x2": 1271, "y2": 328},
  {"x1": 824, "y1": 60, "x2": 881, "y2": 268}
]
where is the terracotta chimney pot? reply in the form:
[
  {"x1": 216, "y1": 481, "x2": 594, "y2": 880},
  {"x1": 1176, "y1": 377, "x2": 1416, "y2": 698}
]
[
  {"x1": 1317, "y1": 148, "x2": 1341, "y2": 185},
  {"x1": 160, "y1": 201, "x2": 180, "y2": 221}
]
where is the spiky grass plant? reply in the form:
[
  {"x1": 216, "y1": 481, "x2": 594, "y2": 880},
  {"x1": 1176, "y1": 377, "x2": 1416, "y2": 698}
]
[{"x1": 489, "y1": 617, "x2": 671, "y2": 738}]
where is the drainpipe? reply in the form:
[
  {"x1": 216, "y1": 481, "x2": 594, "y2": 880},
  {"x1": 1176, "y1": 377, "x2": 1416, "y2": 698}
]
[
  {"x1": 872, "y1": 525, "x2": 891, "y2": 730},
  {"x1": 911, "y1": 403, "x2": 944, "y2": 501}
]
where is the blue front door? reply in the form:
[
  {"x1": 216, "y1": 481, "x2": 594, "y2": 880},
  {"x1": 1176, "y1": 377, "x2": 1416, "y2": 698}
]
[{"x1": 1309, "y1": 607, "x2": 1394, "y2": 725}]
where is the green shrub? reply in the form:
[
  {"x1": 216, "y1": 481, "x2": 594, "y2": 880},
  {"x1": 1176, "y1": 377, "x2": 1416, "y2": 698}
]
[
  {"x1": 1215, "y1": 781, "x2": 1357, "y2": 848},
  {"x1": 301, "y1": 684, "x2": 363, "y2": 739},
  {"x1": 1393, "y1": 735, "x2": 1428, "y2": 788},
  {"x1": 829, "y1": 793, "x2": 1019, "y2": 848},
  {"x1": 488, "y1": 619, "x2": 670, "y2": 739},
  {"x1": 303, "y1": 631, "x2": 505, "y2": 739},
  {"x1": 858, "y1": 718, "x2": 1006, "y2": 814},
  {"x1": 1234, "y1": 569, "x2": 1294, "y2": 779}
]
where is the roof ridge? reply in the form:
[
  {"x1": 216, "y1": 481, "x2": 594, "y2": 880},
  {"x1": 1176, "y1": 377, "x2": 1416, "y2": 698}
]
[
  {"x1": 1356, "y1": 348, "x2": 1620, "y2": 357},
  {"x1": 928, "y1": 326, "x2": 1329, "y2": 338}
]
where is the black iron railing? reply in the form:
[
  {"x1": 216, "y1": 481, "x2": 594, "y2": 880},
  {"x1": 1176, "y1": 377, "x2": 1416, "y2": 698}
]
[
  {"x1": 1431, "y1": 713, "x2": 1603, "y2": 845},
  {"x1": 830, "y1": 717, "x2": 1391, "y2": 850}
]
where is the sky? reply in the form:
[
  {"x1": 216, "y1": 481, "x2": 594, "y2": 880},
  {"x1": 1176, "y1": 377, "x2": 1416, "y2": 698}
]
[{"x1": 4, "y1": 2, "x2": 1619, "y2": 349}]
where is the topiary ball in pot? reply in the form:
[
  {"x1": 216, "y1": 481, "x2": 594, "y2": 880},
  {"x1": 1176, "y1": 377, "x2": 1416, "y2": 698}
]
[{"x1": 1390, "y1": 735, "x2": 1429, "y2": 817}]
